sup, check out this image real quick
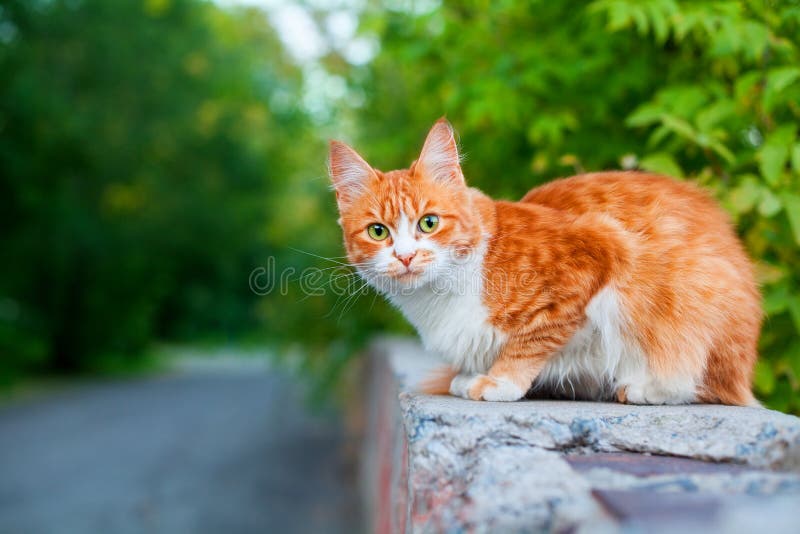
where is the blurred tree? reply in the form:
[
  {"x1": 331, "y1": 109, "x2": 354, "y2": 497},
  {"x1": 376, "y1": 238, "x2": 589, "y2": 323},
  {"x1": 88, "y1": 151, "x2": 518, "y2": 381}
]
[
  {"x1": 345, "y1": 0, "x2": 800, "y2": 411},
  {"x1": 0, "y1": 0, "x2": 312, "y2": 377}
]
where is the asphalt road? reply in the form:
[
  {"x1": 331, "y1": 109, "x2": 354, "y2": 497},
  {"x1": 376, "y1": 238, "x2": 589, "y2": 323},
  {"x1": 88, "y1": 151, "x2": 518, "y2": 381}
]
[{"x1": 0, "y1": 364, "x2": 359, "y2": 534}]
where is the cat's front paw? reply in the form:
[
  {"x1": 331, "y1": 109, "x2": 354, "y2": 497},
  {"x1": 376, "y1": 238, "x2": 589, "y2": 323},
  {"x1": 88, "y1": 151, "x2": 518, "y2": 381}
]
[
  {"x1": 448, "y1": 374, "x2": 475, "y2": 399},
  {"x1": 449, "y1": 374, "x2": 525, "y2": 401}
]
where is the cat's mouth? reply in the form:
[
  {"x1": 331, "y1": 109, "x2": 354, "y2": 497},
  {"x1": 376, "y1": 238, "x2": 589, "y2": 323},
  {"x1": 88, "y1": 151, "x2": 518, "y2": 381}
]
[
  {"x1": 383, "y1": 252, "x2": 435, "y2": 282},
  {"x1": 387, "y1": 263, "x2": 428, "y2": 282},
  {"x1": 388, "y1": 266, "x2": 419, "y2": 279}
]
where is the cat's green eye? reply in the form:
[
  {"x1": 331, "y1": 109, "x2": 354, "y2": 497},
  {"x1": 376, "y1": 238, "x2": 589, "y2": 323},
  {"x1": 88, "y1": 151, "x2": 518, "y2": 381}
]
[
  {"x1": 418, "y1": 214, "x2": 439, "y2": 233},
  {"x1": 367, "y1": 223, "x2": 389, "y2": 241}
]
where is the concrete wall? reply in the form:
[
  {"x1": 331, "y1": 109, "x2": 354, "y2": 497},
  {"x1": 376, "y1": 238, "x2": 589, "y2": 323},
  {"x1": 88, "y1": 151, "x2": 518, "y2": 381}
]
[{"x1": 363, "y1": 338, "x2": 800, "y2": 533}]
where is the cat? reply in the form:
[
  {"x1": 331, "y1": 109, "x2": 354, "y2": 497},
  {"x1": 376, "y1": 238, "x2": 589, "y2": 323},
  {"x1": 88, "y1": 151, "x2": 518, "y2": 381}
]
[{"x1": 328, "y1": 118, "x2": 761, "y2": 406}]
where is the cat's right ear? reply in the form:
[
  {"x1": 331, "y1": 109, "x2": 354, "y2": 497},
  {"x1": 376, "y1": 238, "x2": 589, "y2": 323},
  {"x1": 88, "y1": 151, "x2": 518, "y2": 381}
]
[
  {"x1": 328, "y1": 140, "x2": 377, "y2": 208},
  {"x1": 416, "y1": 118, "x2": 464, "y2": 187}
]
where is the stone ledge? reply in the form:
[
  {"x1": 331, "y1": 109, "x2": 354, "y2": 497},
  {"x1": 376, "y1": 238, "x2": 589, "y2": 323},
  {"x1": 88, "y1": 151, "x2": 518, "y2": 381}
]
[
  {"x1": 362, "y1": 337, "x2": 800, "y2": 533},
  {"x1": 400, "y1": 393, "x2": 800, "y2": 469}
]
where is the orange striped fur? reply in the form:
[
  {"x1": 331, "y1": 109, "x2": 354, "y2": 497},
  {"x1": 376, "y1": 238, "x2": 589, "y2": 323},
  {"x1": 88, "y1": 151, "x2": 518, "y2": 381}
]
[{"x1": 329, "y1": 119, "x2": 761, "y2": 406}]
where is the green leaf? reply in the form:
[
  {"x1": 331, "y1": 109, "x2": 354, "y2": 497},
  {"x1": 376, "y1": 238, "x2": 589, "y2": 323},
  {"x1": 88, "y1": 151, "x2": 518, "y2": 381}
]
[
  {"x1": 741, "y1": 21, "x2": 770, "y2": 61},
  {"x1": 639, "y1": 152, "x2": 684, "y2": 178},
  {"x1": 763, "y1": 284, "x2": 790, "y2": 315},
  {"x1": 758, "y1": 188, "x2": 782, "y2": 217},
  {"x1": 696, "y1": 99, "x2": 735, "y2": 133},
  {"x1": 646, "y1": 3, "x2": 669, "y2": 43},
  {"x1": 759, "y1": 144, "x2": 787, "y2": 185},
  {"x1": 754, "y1": 360, "x2": 776, "y2": 395},
  {"x1": 764, "y1": 67, "x2": 800, "y2": 111},
  {"x1": 647, "y1": 125, "x2": 672, "y2": 148},
  {"x1": 659, "y1": 86, "x2": 708, "y2": 116},
  {"x1": 672, "y1": 11, "x2": 698, "y2": 41},
  {"x1": 767, "y1": 66, "x2": 800, "y2": 93},
  {"x1": 789, "y1": 297, "x2": 800, "y2": 334},
  {"x1": 734, "y1": 71, "x2": 761, "y2": 104},
  {"x1": 660, "y1": 113, "x2": 699, "y2": 143},
  {"x1": 792, "y1": 143, "x2": 800, "y2": 174},
  {"x1": 781, "y1": 192, "x2": 800, "y2": 246},
  {"x1": 759, "y1": 125, "x2": 797, "y2": 185},
  {"x1": 593, "y1": 1, "x2": 635, "y2": 32},
  {"x1": 727, "y1": 175, "x2": 761, "y2": 214},
  {"x1": 626, "y1": 103, "x2": 662, "y2": 127},
  {"x1": 631, "y1": 6, "x2": 649, "y2": 35},
  {"x1": 708, "y1": 139, "x2": 736, "y2": 164}
]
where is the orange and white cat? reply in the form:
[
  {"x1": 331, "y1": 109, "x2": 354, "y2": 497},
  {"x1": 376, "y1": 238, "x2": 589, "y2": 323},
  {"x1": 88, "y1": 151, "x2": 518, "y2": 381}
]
[{"x1": 328, "y1": 119, "x2": 761, "y2": 406}]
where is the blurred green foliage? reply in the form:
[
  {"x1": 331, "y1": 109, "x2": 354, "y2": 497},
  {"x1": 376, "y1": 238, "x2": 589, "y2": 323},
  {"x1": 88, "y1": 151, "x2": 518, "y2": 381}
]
[
  {"x1": 0, "y1": 0, "x2": 316, "y2": 379},
  {"x1": 2, "y1": 0, "x2": 799, "y2": 412},
  {"x1": 348, "y1": 0, "x2": 800, "y2": 411}
]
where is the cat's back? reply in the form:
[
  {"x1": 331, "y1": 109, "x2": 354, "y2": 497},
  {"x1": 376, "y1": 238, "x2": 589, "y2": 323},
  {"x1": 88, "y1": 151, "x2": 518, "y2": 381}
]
[
  {"x1": 520, "y1": 171, "x2": 728, "y2": 238},
  {"x1": 518, "y1": 170, "x2": 757, "y2": 310}
]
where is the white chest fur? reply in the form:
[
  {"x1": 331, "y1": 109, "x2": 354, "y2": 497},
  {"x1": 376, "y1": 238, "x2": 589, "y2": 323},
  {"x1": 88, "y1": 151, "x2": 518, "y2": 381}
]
[{"x1": 389, "y1": 251, "x2": 506, "y2": 374}]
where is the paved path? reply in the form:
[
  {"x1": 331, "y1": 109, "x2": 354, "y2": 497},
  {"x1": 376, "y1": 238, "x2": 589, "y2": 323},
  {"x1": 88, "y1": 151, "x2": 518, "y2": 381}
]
[{"x1": 0, "y1": 363, "x2": 358, "y2": 534}]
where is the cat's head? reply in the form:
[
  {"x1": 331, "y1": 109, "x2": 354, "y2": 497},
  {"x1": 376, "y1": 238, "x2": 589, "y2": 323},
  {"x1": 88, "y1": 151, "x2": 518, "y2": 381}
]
[{"x1": 328, "y1": 119, "x2": 485, "y2": 293}]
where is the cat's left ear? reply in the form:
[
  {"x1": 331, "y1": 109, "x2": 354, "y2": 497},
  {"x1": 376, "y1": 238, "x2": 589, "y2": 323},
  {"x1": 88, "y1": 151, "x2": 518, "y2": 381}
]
[{"x1": 415, "y1": 118, "x2": 464, "y2": 186}]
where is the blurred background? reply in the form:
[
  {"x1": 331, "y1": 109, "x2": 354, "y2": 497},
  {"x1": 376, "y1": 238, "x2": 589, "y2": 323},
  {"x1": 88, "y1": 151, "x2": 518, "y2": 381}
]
[{"x1": 0, "y1": 0, "x2": 799, "y2": 531}]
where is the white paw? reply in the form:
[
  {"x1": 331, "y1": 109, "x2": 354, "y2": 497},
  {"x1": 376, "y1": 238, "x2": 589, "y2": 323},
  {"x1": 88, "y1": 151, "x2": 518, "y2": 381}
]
[
  {"x1": 481, "y1": 377, "x2": 525, "y2": 402},
  {"x1": 449, "y1": 374, "x2": 525, "y2": 402},
  {"x1": 624, "y1": 380, "x2": 695, "y2": 405},
  {"x1": 449, "y1": 374, "x2": 474, "y2": 399}
]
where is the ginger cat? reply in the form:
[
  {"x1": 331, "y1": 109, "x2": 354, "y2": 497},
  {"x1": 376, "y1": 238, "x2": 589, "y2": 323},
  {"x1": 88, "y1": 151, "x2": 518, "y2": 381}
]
[{"x1": 328, "y1": 119, "x2": 761, "y2": 406}]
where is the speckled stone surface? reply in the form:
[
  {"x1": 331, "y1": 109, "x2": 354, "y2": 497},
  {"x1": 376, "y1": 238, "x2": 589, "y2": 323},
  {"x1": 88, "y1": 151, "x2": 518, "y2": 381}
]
[
  {"x1": 364, "y1": 337, "x2": 800, "y2": 533},
  {"x1": 400, "y1": 394, "x2": 800, "y2": 469}
]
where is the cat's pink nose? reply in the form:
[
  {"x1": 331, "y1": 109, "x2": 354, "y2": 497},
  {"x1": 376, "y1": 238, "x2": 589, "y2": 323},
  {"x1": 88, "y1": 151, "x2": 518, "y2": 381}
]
[{"x1": 395, "y1": 252, "x2": 416, "y2": 268}]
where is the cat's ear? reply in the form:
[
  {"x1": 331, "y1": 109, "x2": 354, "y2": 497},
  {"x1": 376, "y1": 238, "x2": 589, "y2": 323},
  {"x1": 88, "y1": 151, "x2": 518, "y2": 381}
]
[
  {"x1": 328, "y1": 140, "x2": 377, "y2": 207},
  {"x1": 416, "y1": 118, "x2": 464, "y2": 186}
]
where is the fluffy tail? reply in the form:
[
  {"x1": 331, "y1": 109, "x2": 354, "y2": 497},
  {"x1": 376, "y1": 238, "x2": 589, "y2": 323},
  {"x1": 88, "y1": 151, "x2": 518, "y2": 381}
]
[{"x1": 418, "y1": 366, "x2": 459, "y2": 395}]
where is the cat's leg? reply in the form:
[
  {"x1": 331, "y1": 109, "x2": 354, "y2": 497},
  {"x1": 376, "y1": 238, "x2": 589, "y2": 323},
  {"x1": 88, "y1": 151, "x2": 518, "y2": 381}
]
[
  {"x1": 473, "y1": 357, "x2": 546, "y2": 401},
  {"x1": 449, "y1": 362, "x2": 536, "y2": 402},
  {"x1": 452, "y1": 320, "x2": 582, "y2": 402}
]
